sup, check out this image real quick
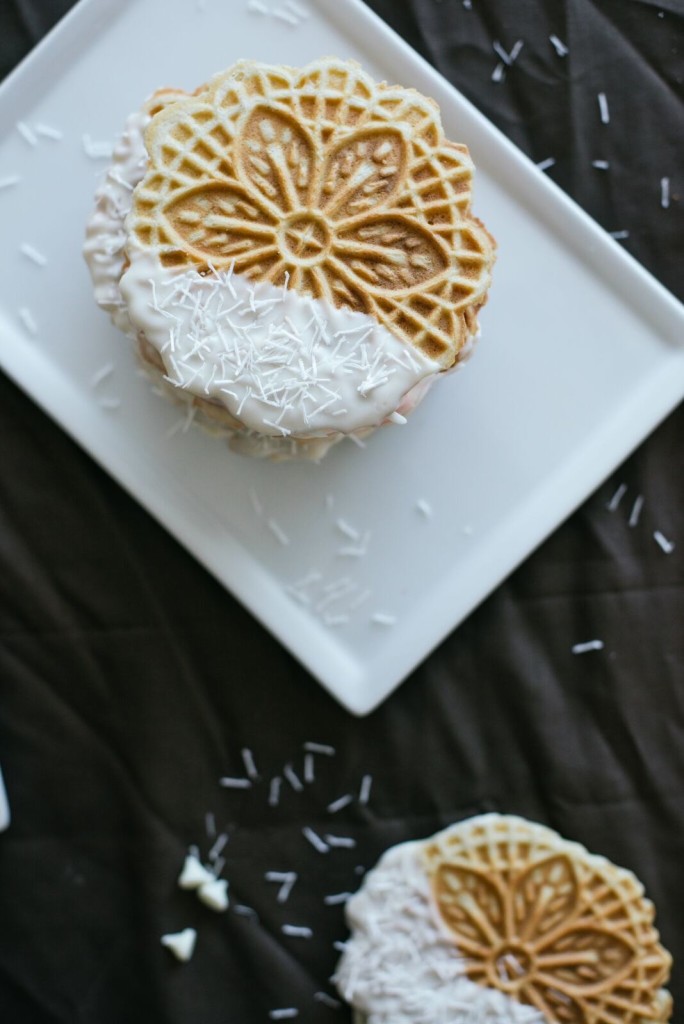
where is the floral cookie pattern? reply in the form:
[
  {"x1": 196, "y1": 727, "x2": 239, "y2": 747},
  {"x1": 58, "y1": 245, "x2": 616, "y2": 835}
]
[
  {"x1": 423, "y1": 817, "x2": 673, "y2": 1023},
  {"x1": 129, "y1": 58, "x2": 495, "y2": 365}
]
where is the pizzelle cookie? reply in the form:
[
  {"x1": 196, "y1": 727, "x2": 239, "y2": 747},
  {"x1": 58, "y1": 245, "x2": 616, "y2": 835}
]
[
  {"x1": 335, "y1": 814, "x2": 672, "y2": 1024},
  {"x1": 84, "y1": 58, "x2": 495, "y2": 460}
]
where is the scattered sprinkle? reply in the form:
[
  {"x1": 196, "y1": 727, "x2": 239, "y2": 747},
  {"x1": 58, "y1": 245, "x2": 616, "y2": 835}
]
[
  {"x1": 0, "y1": 175, "x2": 21, "y2": 190},
  {"x1": 653, "y1": 530, "x2": 675, "y2": 554},
  {"x1": 598, "y1": 92, "x2": 610, "y2": 124},
  {"x1": 82, "y1": 134, "x2": 114, "y2": 159},
  {"x1": 266, "y1": 871, "x2": 298, "y2": 903},
  {"x1": 160, "y1": 928, "x2": 197, "y2": 962},
  {"x1": 247, "y1": 0, "x2": 269, "y2": 11},
  {"x1": 284, "y1": 0, "x2": 309, "y2": 15},
  {"x1": 462, "y1": 0, "x2": 472, "y2": 8},
  {"x1": 233, "y1": 904, "x2": 258, "y2": 918},
  {"x1": 416, "y1": 499, "x2": 433, "y2": 518},
  {"x1": 16, "y1": 121, "x2": 37, "y2": 146},
  {"x1": 491, "y1": 62, "x2": 506, "y2": 83},
  {"x1": 283, "y1": 764, "x2": 304, "y2": 792},
  {"x1": 333, "y1": 940, "x2": 347, "y2": 953},
  {"x1": 358, "y1": 774, "x2": 372, "y2": 806},
  {"x1": 219, "y1": 776, "x2": 252, "y2": 789},
  {"x1": 303, "y1": 753, "x2": 315, "y2": 783},
  {"x1": 20, "y1": 243, "x2": 47, "y2": 266},
  {"x1": 549, "y1": 34, "x2": 568, "y2": 56},
  {"x1": 314, "y1": 993, "x2": 341, "y2": 1009},
  {"x1": 282, "y1": 925, "x2": 313, "y2": 938},
  {"x1": 178, "y1": 853, "x2": 215, "y2": 890},
  {"x1": 325, "y1": 834, "x2": 356, "y2": 848},
  {"x1": 493, "y1": 39, "x2": 524, "y2": 66},
  {"x1": 268, "y1": 776, "x2": 282, "y2": 806},
  {"x1": 18, "y1": 307, "x2": 38, "y2": 334},
  {"x1": 661, "y1": 177, "x2": 670, "y2": 209},
  {"x1": 607, "y1": 482, "x2": 628, "y2": 511},
  {"x1": 371, "y1": 612, "x2": 396, "y2": 626},
  {"x1": 537, "y1": 157, "x2": 556, "y2": 172},
  {"x1": 324, "y1": 892, "x2": 353, "y2": 906},
  {"x1": 208, "y1": 833, "x2": 228, "y2": 861},
  {"x1": 304, "y1": 742, "x2": 335, "y2": 756},
  {"x1": 336, "y1": 518, "x2": 360, "y2": 541},
  {"x1": 269, "y1": 1011, "x2": 299, "y2": 1021},
  {"x1": 302, "y1": 827, "x2": 329, "y2": 853},
  {"x1": 610, "y1": 230, "x2": 630, "y2": 240},
  {"x1": 327, "y1": 794, "x2": 353, "y2": 814},
  {"x1": 90, "y1": 362, "x2": 114, "y2": 388},
  {"x1": 628, "y1": 495, "x2": 644, "y2": 528},
  {"x1": 388, "y1": 411, "x2": 407, "y2": 425},
  {"x1": 592, "y1": 160, "x2": 610, "y2": 170},
  {"x1": 572, "y1": 640, "x2": 605, "y2": 654},
  {"x1": 197, "y1": 877, "x2": 229, "y2": 912},
  {"x1": 241, "y1": 748, "x2": 259, "y2": 780},
  {"x1": 271, "y1": 7, "x2": 300, "y2": 25},
  {"x1": 268, "y1": 518, "x2": 290, "y2": 546},
  {"x1": 35, "y1": 123, "x2": 62, "y2": 140}
]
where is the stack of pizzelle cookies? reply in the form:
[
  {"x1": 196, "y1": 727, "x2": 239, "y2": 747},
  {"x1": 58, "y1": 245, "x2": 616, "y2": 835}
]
[{"x1": 85, "y1": 57, "x2": 495, "y2": 461}]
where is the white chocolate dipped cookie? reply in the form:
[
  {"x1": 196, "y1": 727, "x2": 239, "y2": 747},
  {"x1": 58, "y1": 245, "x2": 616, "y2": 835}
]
[
  {"x1": 84, "y1": 58, "x2": 495, "y2": 461},
  {"x1": 335, "y1": 814, "x2": 672, "y2": 1024}
]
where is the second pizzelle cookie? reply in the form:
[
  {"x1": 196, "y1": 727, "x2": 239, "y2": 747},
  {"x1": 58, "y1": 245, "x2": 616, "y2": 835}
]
[{"x1": 85, "y1": 57, "x2": 495, "y2": 460}]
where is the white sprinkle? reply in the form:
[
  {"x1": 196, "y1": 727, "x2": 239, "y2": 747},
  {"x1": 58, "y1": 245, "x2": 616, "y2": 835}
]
[
  {"x1": 509, "y1": 40, "x2": 524, "y2": 62},
  {"x1": 358, "y1": 774, "x2": 372, "y2": 806},
  {"x1": 571, "y1": 640, "x2": 605, "y2": 654},
  {"x1": 347, "y1": 434, "x2": 366, "y2": 449},
  {"x1": 20, "y1": 243, "x2": 47, "y2": 266},
  {"x1": 592, "y1": 160, "x2": 610, "y2": 170},
  {"x1": 241, "y1": 748, "x2": 259, "y2": 780},
  {"x1": 35, "y1": 123, "x2": 62, "y2": 140},
  {"x1": 284, "y1": 0, "x2": 309, "y2": 15},
  {"x1": 304, "y1": 742, "x2": 335, "y2": 756},
  {"x1": 18, "y1": 307, "x2": 38, "y2": 334},
  {"x1": 661, "y1": 177, "x2": 670, "y2": 209},
  {"x1": 463, "y1": 0, "x2": 472, "y2": 7},
  {"x1": 493, "y1": 39, "x2": 524, "y2": 66},
  {"x1": 212, "y1": 855, "x2": 226, "y2": 878},
  {"x1": 324, "y1": 892, "x2": 353, "y2": 906},
  {"x1": 208, "y1": 833, "x2": 228, "y2": 861},
  {"x1": 17, "y1": 121, "x2": 37, "y2": 146},
  {"x1": 314, "y1": 993, "x2": 341, "y2": 1009},
  {"x1": 654, "y1": 530, "x2": 675, "y2": 554},
  {"x1": 537, "y1": 157, "x2": 556, "y2": 172},
  {"x1": 90, "y1": 362, "x2": 114, "y2": 388},
  {"x1": 628, "y1": 495, "x2": 644, "y2": 527},
  {"x1": 303, "y1": 753, "x2": 315, "y2": 783},
  {"x1": 247, "y1": 0, "x2": 269, "y2": 10},
  {"x1": 388, "y1": 411, "x2": 407, "y2": 425},
  {"x1": 302, "y1": 827, "x2": 329, "y2": 853},
  {"x1": 248, "y1": 486, "x2": 263, "y2": 518},
  {"x1": 283, "y1": 764, "x2": 304, "y2": 792},
  {"x1": 549, "y1": 34, "x2": 568, "y2": 56},
  {"x1": 282, "y1": 925, "x2": 312, "y2": 938},
  {"x1": 327, "y1": 794, "x2": 353, "y2": 814},
  {"x1": 610, "y1": 230, "x2": 630, "y2": 240},
  {"x1": 219, "y1": 776, "x2": 252, "y2": 789},
  {"x1": 233, "y1": 904, "x2": 258, "y2": 918},
  {"x1": 598, "y1": 92, "x2": 610, "y2": 124},
  {"x1": 268, "y1": 519, "x2": 290, "y2": 546},
  {"x1": 416, "y1": 499, "x2": 433, "y2": 518},
  {"x1": 491, "y1": 62, "x2": 506, "y2": 83},
  {"x1": 97, "y1": 397, "x2": 121, "y2": 410},
  {"x1": 325, "y1": 834, "x2": 356, "y2": 848},
  {"x1": 333, "y1": 941, "x2": 347, "y2": 953},
  {"x1": 0, "y1": 175, "x2": 21, "y2": 190},
  {"x1": 178, "y1": 853, "x2": 214, "y2": 890},
  {"x1": 269, "y1": 1011, "x2": 299, "y2": 1021},
  {"x1": 336, "y1": 518, "x2": 360, "y2": 540},
  {"x1": 197, "y1": 877, "x2": 229, "y2": 912},
  {"x1": 161, "y1": 928, "x2": 196, "y2": 962},
  {"x1": 371, "y1": 613, "x2": 396, "y2": 626},
  {"x1": 82, "y1": 134, "x2": 114, "y2": 159},
  {"x1": 266, "y1": 871, "x2": 298, "y2": 903},
  {"x1": 205, "y1": 812, "x2": 216, "y2": 838},
  {"x1": 268, "y1": 776, "x2": 282, "y2": 807},
  {"x1": 607, "y1": 482, "x2": 628, "y2": 511}
]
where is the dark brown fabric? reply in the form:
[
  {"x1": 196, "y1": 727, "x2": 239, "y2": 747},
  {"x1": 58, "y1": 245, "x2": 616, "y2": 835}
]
[{"x1": 0, "y1": 2, "x2": 682, "y2": 1022}]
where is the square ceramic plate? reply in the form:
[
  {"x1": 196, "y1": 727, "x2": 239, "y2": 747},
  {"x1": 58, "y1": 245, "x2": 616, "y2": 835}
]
[{"x1": 1, "y1": 0, "x2": 683, "y2": 715}]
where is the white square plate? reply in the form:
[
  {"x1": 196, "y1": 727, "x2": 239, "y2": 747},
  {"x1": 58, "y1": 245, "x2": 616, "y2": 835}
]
[{"x1": 1, "y1": 0, "x2": 682, "y2": 715}]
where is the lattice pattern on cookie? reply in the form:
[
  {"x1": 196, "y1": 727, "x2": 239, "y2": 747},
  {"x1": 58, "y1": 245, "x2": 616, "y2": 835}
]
[
  {"x1": 128, "y1": 58, "x2": 495, "y2": 366},
  {"x1": 421, "y1": 816, "x2": 672, "y2": 1024}
]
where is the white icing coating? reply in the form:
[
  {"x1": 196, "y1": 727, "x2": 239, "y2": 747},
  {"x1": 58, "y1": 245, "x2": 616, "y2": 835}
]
[
  {"x1": 334, "y1": 839, "x2": 545, "y2": 1024},
  {"x1": 120, "y1": 253, "x2": 441, "y2": 439}
]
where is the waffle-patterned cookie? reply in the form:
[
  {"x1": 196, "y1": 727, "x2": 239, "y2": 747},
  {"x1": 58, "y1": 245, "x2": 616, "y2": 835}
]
[
  {"x1": 336, "y1": 815, "x2": 672, "y2": 1024},
  {"x1": 128, "y1": 57, "x2": 495, "y2": 367}
]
